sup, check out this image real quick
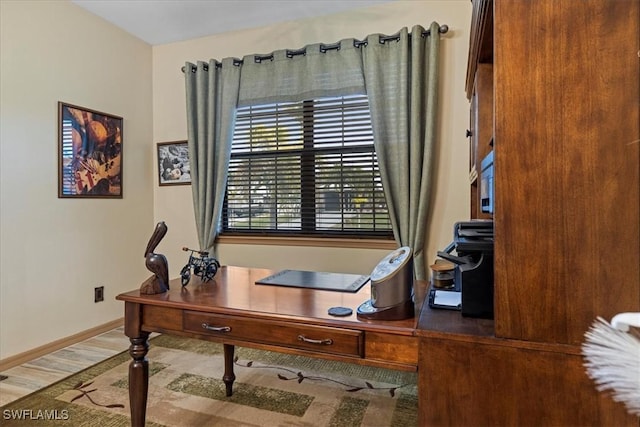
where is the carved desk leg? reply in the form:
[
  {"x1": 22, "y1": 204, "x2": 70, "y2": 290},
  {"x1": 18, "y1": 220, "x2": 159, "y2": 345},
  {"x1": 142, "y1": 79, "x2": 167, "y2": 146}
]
[
  {"x1": 124, "y1": 302, "x2": 150, "y2": 427},
  {"x1": 223, "y1": 344, "x2": 236, "y2": 397},
  {"x1": 128, "y1": 334, "x2": 150, "y2": 427}
]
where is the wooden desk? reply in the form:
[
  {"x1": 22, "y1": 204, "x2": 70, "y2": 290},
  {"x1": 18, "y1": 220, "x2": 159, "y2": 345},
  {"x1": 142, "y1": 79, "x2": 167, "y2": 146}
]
[{"x1": 116, "y1": 266, "x2": 426, "y2": 427}]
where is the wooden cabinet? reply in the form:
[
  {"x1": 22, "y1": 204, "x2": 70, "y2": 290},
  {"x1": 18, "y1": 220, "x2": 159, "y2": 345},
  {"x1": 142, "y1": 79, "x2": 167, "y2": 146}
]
[
  {"x1": 493, "y1": 0, "x2": 640, "y2": 345},
  {"x1": 418, "y1": 326, "x2": 634, "y2": 427},
  {"x1": 418, "y1": 0, "x2": 640, "y2": 424}
]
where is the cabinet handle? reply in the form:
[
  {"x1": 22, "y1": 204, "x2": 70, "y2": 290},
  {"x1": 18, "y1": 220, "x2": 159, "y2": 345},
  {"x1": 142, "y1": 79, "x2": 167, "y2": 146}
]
[
  {"x1": 202, "y1": 323, "x2": 231, "y2": 333},
  {"x1": 466, "y1": 129, "x2": 472, "y2": 138},
  {"x1": 297, "y1": 335, "x2": 333, "y2": 345}
]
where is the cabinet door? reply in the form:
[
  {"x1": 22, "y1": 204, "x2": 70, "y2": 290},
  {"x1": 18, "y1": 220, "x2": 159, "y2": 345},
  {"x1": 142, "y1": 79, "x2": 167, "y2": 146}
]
[
  {"x1": 469, "y1": 88, "x2": 479, "y2": 218},
  {"x1": 493, "y1": 0, "x2": 640, "y2": 344},
  {"x1": 418, "y1": 337, "x2": 638, "y2": 426},
  {"x1": 472, "y1": 64, "x2": 493, "y2": 219}
]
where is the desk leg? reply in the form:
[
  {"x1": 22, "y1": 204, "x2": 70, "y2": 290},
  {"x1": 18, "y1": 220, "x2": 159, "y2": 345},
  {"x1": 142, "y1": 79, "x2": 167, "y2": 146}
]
[
  {"x1": 128, "y1": 333, "x2": 150, "y2": 427},
  {"x1": 124, "y1": 302, "x2": 150, "y2": 427},
  {"x1": 223, "y1": 344, "x2": 236, "y2": 397}
]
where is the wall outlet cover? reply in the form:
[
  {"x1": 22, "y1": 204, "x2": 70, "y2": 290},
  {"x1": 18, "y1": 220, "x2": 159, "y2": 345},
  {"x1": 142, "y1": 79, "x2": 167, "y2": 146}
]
[{"x1": 94, "y1": 286, "x2": 104, "y2": 303}]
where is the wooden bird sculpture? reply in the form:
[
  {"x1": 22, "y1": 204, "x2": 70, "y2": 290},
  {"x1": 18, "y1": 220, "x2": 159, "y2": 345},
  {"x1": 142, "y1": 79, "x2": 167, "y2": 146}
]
[{"x1": 140, "y1": 221, "x2": 170, "y2": 295}]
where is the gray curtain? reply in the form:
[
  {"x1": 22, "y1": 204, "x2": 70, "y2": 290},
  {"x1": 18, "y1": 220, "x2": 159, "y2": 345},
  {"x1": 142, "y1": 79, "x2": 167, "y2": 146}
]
[
  {"x1": 237, "y1": 38, "x2": 366, "y2": 106},
  {"x1": 184, "y1": 23, "x2": 442, "y2": 275},
  {"x1": 363, "y1": 23, "x2": 441, "y2": 280},
  {"x1": 184, "y1": 58, "x2": 241, "y2": 255}
]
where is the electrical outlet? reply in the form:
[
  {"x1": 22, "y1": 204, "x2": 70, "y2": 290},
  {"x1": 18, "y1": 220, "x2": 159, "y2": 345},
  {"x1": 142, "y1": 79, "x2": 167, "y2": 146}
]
[{"x1": 94, "y1": 286, "x2": 104, "y2": 303}]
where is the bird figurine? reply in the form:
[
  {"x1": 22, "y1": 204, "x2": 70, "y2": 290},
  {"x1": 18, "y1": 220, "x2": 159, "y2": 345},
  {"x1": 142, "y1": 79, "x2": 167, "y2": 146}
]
[{"x1": 140, "y1": 221, "x2": 170, "y2": 295}]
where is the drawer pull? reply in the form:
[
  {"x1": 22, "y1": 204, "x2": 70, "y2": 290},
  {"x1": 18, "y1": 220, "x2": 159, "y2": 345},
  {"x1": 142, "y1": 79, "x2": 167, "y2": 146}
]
[
  {"x1": 202, "y1": 323, "x2": 231, "y2": 333},
  {"x1": 297, "y1": 334, "x2": 333, "y2": 345}
]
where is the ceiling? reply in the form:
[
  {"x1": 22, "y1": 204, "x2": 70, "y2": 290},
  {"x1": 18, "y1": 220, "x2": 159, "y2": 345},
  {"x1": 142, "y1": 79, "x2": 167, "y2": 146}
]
[{"x1": 71, "y1": 0, "x2": 395, "y2": 46}]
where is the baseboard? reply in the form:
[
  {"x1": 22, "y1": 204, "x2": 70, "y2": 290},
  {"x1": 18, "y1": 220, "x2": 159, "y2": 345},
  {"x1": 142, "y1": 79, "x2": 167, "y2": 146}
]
[{"x1": 0, "y1": 318, "x2": 124, "y2": 371}]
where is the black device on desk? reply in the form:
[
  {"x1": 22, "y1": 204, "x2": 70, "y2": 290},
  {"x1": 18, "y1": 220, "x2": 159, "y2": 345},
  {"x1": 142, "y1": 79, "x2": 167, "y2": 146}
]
[{"x1": 431, "y1": 220, "x2": 494, "y2": 319}]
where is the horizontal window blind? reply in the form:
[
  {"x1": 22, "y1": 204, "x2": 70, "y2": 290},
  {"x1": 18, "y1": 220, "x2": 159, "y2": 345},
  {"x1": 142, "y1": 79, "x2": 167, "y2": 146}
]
[{"x1": 223, "y1": 95, "x2": 392, "y2": 238}]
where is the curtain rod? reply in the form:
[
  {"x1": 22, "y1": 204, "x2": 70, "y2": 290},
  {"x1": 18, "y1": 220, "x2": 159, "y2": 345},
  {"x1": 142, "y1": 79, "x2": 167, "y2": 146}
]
[{"x1": 181, "y1": 24, "x2": 449, "y2": 73}]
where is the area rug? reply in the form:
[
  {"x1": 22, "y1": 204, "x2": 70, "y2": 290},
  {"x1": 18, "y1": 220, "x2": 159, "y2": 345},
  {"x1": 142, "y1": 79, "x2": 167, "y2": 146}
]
[{"x1": 0, "y1": 335, "x2": 417, "y2": 426}]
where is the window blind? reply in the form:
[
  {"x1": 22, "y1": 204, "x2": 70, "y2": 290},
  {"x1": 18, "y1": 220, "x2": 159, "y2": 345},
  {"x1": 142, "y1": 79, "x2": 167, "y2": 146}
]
[{"x1": 223, "y1": 95, "x2": 392, "y2": 238}]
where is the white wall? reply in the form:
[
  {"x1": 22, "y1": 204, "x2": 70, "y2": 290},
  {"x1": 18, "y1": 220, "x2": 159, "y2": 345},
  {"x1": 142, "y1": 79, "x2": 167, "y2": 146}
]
[
  {"x1": 0, "y1": 1, "x2": 154, "y2": 358},
  {"x1": 152, "y1": 1, "x2": 472, "y2": 278}
]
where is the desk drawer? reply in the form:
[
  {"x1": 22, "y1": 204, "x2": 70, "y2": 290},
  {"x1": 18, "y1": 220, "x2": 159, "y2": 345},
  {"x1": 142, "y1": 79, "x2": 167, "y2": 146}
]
[{"x1": 184, "y1": 311, "x2": 363, "y2": 357}]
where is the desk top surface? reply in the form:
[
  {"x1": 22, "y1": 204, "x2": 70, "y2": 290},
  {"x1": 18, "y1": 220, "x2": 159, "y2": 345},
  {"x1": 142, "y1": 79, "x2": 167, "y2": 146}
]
[{"x1": 117, "y1": 266, "x2": 426, "y2": 334}]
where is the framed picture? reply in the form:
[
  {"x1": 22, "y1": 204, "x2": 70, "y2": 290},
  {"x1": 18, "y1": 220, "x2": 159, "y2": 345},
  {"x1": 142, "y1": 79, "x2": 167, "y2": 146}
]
[
  {"x1": 157, "y1": 141, "x2": 191, "y2": 186},
  {"x1": 58, "y1": 102, "x2": 123, "y2": 198}
]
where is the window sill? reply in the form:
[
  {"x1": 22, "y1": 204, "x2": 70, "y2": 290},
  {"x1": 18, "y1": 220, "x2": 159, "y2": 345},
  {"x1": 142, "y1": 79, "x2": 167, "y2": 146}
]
[{"x1": 216, "y1": 235, "x2": 397, "y2": 250}]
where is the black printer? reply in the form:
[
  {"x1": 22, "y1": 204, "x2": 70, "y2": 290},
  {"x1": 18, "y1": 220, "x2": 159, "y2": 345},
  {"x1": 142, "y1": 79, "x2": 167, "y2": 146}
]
[{"x1": 436, "y1": 220, "x2": 494, "y2": 319}]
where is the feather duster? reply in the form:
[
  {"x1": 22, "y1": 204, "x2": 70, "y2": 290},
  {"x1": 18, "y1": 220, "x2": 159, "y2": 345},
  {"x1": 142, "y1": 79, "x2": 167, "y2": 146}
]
[{"x1": 582, "y1": 313, "x2": 640, "y2": 416}]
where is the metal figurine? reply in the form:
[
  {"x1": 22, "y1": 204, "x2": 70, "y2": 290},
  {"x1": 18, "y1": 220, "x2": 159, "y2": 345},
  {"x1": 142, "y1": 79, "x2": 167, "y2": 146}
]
[
  {"x1": 180, "y1": 247, "x2": 220, "y2": 286},
  {"x1": 140, "y1": 221, "x2": 170, "y2": 295}
]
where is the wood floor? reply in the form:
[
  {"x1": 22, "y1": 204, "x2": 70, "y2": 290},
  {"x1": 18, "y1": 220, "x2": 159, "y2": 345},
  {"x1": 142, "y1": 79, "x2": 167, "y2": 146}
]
[{"x1": 0, "y1": 327, "x2": 131, "y2": 406}]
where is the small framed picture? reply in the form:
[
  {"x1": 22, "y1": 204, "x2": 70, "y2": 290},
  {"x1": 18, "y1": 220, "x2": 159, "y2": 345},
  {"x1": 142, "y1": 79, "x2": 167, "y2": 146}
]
[
  {"x1": 157, "y1": 141, "x2": 191, "y2": 186},
  {"x1": 58, "y1": 102, "x2": 123, "y2": 198}
]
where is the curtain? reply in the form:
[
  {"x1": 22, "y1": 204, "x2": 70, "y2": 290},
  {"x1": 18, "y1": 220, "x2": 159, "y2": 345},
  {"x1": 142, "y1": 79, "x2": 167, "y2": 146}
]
[
  {"x1": 184, "y1": 58, "x2": 241, "y2": 255},
  {"x1": 184, "y1": 23, "x2": 442, "y2": 276},
  {"x1": 363, "y1": 23, "x2": 441, "y2": 280},
  {"x1": 237, "y1": 39, "x2": 366, "y2": 106}
]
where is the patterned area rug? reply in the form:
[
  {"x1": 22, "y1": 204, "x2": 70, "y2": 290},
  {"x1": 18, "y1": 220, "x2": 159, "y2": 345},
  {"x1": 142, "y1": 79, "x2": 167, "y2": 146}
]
[{"x1": 1, "y1": 335, "x2": 417, "y2": 426}]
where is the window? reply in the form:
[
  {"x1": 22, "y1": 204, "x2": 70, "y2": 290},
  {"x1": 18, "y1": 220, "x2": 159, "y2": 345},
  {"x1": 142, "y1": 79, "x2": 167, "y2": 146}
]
[{"x1": 223, "y1": 95, "x2": 392, "y2": 238}]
